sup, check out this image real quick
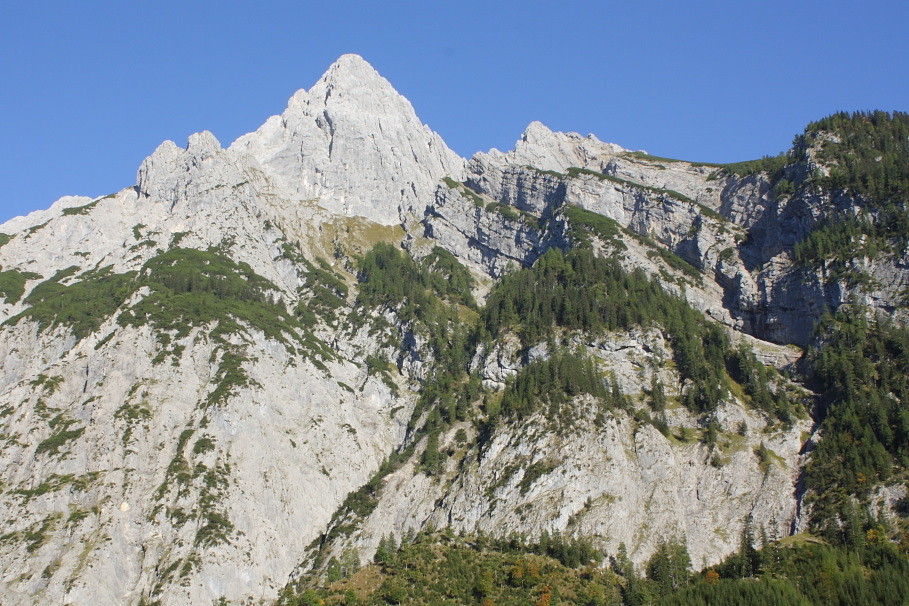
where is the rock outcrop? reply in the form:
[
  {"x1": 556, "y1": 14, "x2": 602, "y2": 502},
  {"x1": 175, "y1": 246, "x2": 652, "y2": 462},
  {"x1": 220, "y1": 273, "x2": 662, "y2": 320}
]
[{"x1": 319, "y1": 327, "x2": 809, "y2": 572}]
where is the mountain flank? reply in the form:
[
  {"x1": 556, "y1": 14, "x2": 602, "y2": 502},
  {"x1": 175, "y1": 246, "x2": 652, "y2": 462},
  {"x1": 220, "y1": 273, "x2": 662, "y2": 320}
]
[{"x1": 0, "y1": 55, "x2": 906, "y2": 605}]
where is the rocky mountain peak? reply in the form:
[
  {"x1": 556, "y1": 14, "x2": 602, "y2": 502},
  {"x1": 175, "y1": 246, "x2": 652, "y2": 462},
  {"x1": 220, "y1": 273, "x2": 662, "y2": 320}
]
[
  {"x1": 519, "y1": 120, "x2": 560, "y2": 144},
  {"x1": 283, "y1": 54, "x2": 397, "y2": 116},
  {"x1": 469, "y1": 121, "x2": 628, "y2": 180},
  {"x1": 186, "y1": 130, "x2": 222, "y2": 156},
  {"x1": 136, "y1": 131, "x2": 249, "y2": 209},
  {"x1": 311, "y1": 53, "x2": 389, "y2": 96},
  {"x1": 229, "y1": 54, "x2": 465, "y2": 225}
]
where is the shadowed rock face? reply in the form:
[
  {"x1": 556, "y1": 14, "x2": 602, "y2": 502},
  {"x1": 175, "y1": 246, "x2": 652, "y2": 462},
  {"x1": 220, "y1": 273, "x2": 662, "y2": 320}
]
[{"x1": 0, "y1": 55, "x2": 901, "y2": 605}]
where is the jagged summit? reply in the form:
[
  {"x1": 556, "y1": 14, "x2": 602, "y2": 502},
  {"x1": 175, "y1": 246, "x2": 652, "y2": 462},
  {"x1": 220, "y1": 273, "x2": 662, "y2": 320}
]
[
  {"x1": 228, "y1": 53, "x2": 465, "y2": 225},
  {"x1": 131, "y1": 54, "x2": 464, "y2": 226},
  {"x1": 186, "y1": 130, "x2": 221, "y2": 155},
  {"x1": 520, "y1": 120, "x2": 560, "y2": 142},
  {"x1": 473, "y1": 119, "x2": 627, "y2": 175},
  {"x1": 284, "y1": 54, "x2": 398, "y2": 114},
  {"x1": 311, "y1": 53, "x2": 389, "y2": 94},
  {"x1": 322, "y1": 52, "x2": 377, "y2": 74}
]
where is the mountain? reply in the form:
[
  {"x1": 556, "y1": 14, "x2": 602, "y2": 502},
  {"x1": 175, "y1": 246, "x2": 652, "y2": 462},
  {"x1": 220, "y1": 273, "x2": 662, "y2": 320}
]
[{"x1": 0, "y1": 55, "x2": 905, "y2": 605}]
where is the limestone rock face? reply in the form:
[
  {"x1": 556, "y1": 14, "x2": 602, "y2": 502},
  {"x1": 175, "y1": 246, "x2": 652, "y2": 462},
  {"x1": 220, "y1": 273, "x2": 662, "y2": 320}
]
[
  {"x1": 0, "y1": 318, "x2": 404, "y2": 605},
  {"x1": 0, "y1": 56, "x2": 453, "y2": 604},
  {"x1": 423, "y1": 182, "x2": 566, "y2": 278},
  {"x1": 366, "y1": 411, "x2": 804, "y2": 568},
  {"x1": 484, "y1": 121, "x2": 626, "y2": 173},
  {"x1": 427, "y1": 134, "x2": 753, "y2": 331},
  {"x1": 429, "y1": 124, "x2": 908, "y2": 346},
  {"x1": 136, "y1": 132, "x2": 251, "y2": 209},
  {"x1": 320, "y1": 327, "x2": 809, "y2": 570},
  {"x1": 0, "y1": 142, "x2": 412, "y2": 604},
  {"x1": 230, "y1": 54, "x2": 465, "y2": 226}
]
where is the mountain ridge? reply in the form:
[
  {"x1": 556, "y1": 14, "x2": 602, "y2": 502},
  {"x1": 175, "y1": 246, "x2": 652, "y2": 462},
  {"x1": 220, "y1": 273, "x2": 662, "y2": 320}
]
[{"x1": 0, "y1": 55, "x2": 905, "y2": 605}]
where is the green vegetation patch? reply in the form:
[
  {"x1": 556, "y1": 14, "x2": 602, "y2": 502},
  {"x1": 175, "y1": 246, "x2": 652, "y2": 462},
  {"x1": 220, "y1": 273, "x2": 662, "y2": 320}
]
[
  {"x1": 118, "y1": 247, "x2": 334, "y2": 404},
  {"x1": 804, "y1": 306, "x2": 909, "y2": 537},
  {"x1": 309, "y1": 459, "x2": 408, "y2": 562},
  {"x1": 353, "y1": 243, "x2": 478, "y2": 443},
  {"x1": 563, "y1": 205, "x2": 626, "y2": 250},
  {"x1": 443, "y1": 177, "x2": 484, "y2": 208},
  {"x1": 481, "y1": 248, "x2": 798, "y2": 420},
  {"x1": 526, "y1": 165, "x2": 567, "y2": 178},
  {"x1": 193, "y1": 461, "x2": 234, "y2": 547},
  {"x1": 563, "y1": 205, "x2": 702, "y2": 281},
  {"x1": 717, "y1": 154, "x2": 789, "y2": 178},
  {"x1": 0, "y1": 233, "x2": 11, "y2": 249},
  {"x1": 62, "y1": 200, "x2": 100, "y2": 216},
  {"x1": 646, "y1": 247, "x2": 701, "y2": 281},
  {"x1": 287, "y1": 525, "x2": 909, "y2": 606},
  {"x1": 153, "y1": 424, "x2": 234, "y2": 550},
  {"x1": 123, "y1": 248, "x2": 300, "y2": 344},
  {"x1": 12, "y1": 472, "x2": 100, "y2": 503},
  {"x1": 115, "y1": 397, "x2": 152, "y2": 447},
  {"x1": 420, "y1": 246, "x2": 475, "y2": 307},
  {"x1": 0, "y1": 269, "x2": 42, "y2": 304},
  {"x1": 693, "y1": 533, "x2": 909, "y2": 606},
  {"x1": 565, "y1": 168, "x2": 721, "y2": 222},
  {"x1": 626, "y1": 151, "x2": 686, "y2": 164},
  {"x1": 496, "y1": 350, "x2": 615, "y2": 428},
  {"x1": 115, "y1": 401, "x2": 151, "y2": 423},
  {"x1": 35, "y1": 422, "x2": 85, "y2": 457},
  {"x1": 24, "y1": 513, "x2": 62, "y2": 553},
  {"x1": 7, "y1": 247, "x2": 334, "y2": 367},
  {"x1": 793, "y1": 212, "x2": 905, "y2": 272},
  {"x1": 195, "y1": 508, "x2": 234, "y2": 547},
  {"x1": 24, "y1": 221, "x2": 50, "y2": 238},
  {"x1": 280, "y1": 241, "x2": 350, "y2": 328},
  {"x1": 318, "y1": 238, "x2": 479, "y2": 550},
  {"x1": 6, "y1": 265, "x2": 135, "y2": 340},
  {"x1": 518, "y1": 458, "x2": 559, "y2": 495},
  {"x1": 792, "y1": 112, "x2": 909, "y2": 264},
  {"x1": 30, "y1": 373, "x2": 63, "y2": 395},
  {"x1": 793, "y1": 216, "x2": 882, "y2": 268},
  {"x1": 356, "y1": 242, "x2": 475, "y2": 320},
  {"x1": 567, "y1": 166, "x2": 612, "y2": 180},
  {"x1": 169, "y1": 231, "x2": 189, "y2": 247},
  {"x1": 444, "y1": 177, "x2": 537, "y2": 227},
  {"x1": 298, "y1": 530, "x2": 909, "y2": 606},
  {"x1": 485, "y1": 200, "x2": 520, "y2": 221},
  {"x1": 482, "y1": 247, "x2": 661, "y2": 345},
  {"x1": 156, "y1": 428, "x2": 197, "y2": 506},
  {"x1": 283, "y1": 530, "x2": 615, "y2": 606},
  {"x1": 805, "y1": 110, "x2": 909, "y2": 203}
]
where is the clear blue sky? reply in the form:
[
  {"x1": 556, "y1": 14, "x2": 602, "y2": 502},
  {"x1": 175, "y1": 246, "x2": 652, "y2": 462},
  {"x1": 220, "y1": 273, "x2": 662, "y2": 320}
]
[{"x1": 2, "y1": 0, "x2": 907, "y2": 224}]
